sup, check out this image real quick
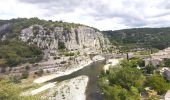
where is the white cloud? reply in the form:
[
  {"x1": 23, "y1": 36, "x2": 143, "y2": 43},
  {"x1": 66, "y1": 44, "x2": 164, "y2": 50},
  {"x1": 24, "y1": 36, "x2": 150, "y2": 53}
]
[{"x1": 0, "y1": 0, "x2": 170, "y2": 30}]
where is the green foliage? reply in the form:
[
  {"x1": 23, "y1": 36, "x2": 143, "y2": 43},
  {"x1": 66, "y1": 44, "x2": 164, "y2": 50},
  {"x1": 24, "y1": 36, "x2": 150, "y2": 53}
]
[
  {"x1": 99, "y1": 58, "x2": 170, "y2": 99},
  {"x1": 146, "y1": 75, "x2": 170, "y2": 95},
  {"x1": 0, "y1": 80, "x2": 20, "y2": 100},
  {"x1": 101, "y1": 84, "x2": 140, "y2": 100},
  {"x1": 121, "y1": 57, "x2": 145, "y2": 68},
  {"x1": 0, "y1": 40, "x2": 42, "y2": 67},
  {"x1": 146, "y1": 63, "x2": 155, "y2": 74},
  {"x1": 98, "y1": 58, "x2": 155, "y2": 100},
  {"x1": 104, "y1": 28, "x2": 170, "y2": 50},
  {"x1": 58, "y1": 42, "x2": 66, "y2": 50},
  {"x1": 102, "y1": 85, "x2": 140, "y2": 100},
  {"x1": 0, "y1": 79, "x2": 40, "y2": 100},
  {"x1": 21, "y1": 71, "x2": 29, "y2": 79},
  {"x1": 35, "y1": 69, "x2": 44, "y2": 76},
  {"x1": 164, "y1": 58, "x2": 170, "y2": 67},
  {"x1": 108, "y1": 67, "x2": 145, "y2": 90}
]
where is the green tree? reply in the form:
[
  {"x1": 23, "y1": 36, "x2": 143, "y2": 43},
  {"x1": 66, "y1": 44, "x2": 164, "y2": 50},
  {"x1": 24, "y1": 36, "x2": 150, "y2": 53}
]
[
  {"x1": 145, "y1": 63, "x2": 155, "y2": 74},
  {"x1": 108, "y1": 67, "x2": 145, "y2": 90},
  {"x1": 101, "y1": 85, "x2": 140, "y2": 100},
  {"x1": 146, "y1": 75, "x2": 170, "y2": 95}
]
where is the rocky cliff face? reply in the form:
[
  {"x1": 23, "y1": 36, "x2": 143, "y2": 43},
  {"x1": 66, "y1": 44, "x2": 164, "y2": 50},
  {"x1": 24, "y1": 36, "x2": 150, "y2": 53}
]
[{"x1": 19, "y1": 25, "x2": 109, "y2": 59}]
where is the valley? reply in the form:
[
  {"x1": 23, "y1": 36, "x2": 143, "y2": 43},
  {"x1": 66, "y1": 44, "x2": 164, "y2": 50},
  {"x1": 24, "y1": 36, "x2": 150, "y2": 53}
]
[{"x1": 1, "y1": 18, "x2": 170, "y2": 100}]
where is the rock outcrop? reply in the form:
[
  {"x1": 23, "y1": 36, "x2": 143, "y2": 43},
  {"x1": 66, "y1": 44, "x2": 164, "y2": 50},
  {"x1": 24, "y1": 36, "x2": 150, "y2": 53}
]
[{"x1": 20, "y1": 25, "x2": 109, "y2": 59}]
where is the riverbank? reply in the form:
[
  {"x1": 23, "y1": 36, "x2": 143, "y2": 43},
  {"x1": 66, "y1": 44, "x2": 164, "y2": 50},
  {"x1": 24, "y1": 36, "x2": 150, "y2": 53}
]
[
  {"x1": 48, "y1": 75, "x2": 88, "y2": 100},
  {"x1": 33, "y1": 55, "x2": 105, "y2": 84},
  {"x1": 21, "y1": 56, "x2": 105, "y2": 100},
  {"x1": 34, "y1": 59, "x2": 92, "y2": 83},
  {"x1": 31, "y1": 82, "x2": 56, "y2": 95}
]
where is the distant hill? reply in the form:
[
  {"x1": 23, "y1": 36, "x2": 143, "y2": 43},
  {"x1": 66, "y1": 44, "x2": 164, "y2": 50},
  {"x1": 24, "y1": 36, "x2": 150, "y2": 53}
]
[{"x1": 103, "y1": 28, "x2": 170, "y2": 49}]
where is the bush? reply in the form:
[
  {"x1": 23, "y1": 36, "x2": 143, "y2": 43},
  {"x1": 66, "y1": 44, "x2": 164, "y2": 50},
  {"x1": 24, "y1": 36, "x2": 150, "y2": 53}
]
[
  {"x1": 25, "y1": 66, "x2": 30, "y2": 71},
  {"x1": 146, "y1": 75, "x2": 170, "y2": 95},
  {"x1": 64, "y1": 52, "x2": 75, "y2": 56},
  {"x1": 9, "y1": 76, "x2": 21, "y2": 84},
  {"x1": 35, "y1": 69, "x2": 43, "y2": 76},
  {"x1": 21, "y1": 71, "x2": 29, "y2": 79},
  {"x1": 145, "y1": 63, "x2": 155, "y2": 74},
  {"x1": 164, "y1": 58, "x2": 170, "y2": 67},
  {"x1": 58, "y1": 42, "x2": 65, "y2": 50}
]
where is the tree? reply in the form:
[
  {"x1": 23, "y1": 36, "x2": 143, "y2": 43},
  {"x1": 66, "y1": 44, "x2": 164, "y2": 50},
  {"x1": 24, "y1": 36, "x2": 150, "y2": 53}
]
[
  {"x1": 146, "y1": 75, "x2": 170, "y2": 95},
  {"x1": 108, "y1": 67, "x2": 145, "y2": 90},
  {"x1": 145, "y1": 63, "x2": 155, "y2": 74},
  {"x1": 120, "y1": 58, "x2": 145, "y2": 68},
  {"x1": 101, "y1": 85, "x2": 140, "y2": 100},
  {"x1": 130, "y1": 57, "x2": 145, "y2": 67}
]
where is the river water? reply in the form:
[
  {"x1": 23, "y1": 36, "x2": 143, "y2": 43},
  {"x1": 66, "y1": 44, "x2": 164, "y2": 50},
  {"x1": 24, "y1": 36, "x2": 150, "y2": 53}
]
[{"x1": 49, "y1": 60, "x2": 105, "y2": 100}]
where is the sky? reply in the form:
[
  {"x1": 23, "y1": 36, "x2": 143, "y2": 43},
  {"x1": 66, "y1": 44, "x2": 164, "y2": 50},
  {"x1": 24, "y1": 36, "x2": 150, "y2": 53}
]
[{"x1": 0, "y1": 0, "x2": 170, "y2": 30}]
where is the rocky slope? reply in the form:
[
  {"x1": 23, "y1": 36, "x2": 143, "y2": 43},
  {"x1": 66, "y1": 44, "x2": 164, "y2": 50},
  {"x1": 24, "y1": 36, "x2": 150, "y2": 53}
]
[
  {"x1": 0, "y1": 18, "x2": 109, "y2": 74},
  {"x1": 0, "y1": 18, "x2": 109, "y2": 60},
  {"x1": 20, "y1": 25, "x2": 109, "y2": 59}
]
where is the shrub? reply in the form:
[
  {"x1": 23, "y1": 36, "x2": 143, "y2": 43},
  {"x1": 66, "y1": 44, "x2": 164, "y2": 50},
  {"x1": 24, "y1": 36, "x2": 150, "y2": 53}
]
[
  {"x1": 64, "y1": 52, "x2": 75, "y2": 56},
  {"x1": 21, "y1": 71, "x2": 29, "y2": 79},
  {"x1": 9, "y1": 76, "x2": 21, "y2": 84},
  {"x1": 35, "y1": 69, "x2": 44, "y2": 76},
  {"x1": 58, "y1": 42, "x2": 65, "y2": 50}
]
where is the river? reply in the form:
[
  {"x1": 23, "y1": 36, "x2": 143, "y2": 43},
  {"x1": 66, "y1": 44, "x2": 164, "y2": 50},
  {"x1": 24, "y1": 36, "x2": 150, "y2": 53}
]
[{"x1": 49, "y1": 60, "x2": 105, "y2": 100}]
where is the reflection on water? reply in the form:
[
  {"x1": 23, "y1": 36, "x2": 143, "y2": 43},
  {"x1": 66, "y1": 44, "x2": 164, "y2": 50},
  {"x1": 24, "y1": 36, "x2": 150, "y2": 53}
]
[{"x1": 49, "y1": 61, "x2": 105, "y2": 100}]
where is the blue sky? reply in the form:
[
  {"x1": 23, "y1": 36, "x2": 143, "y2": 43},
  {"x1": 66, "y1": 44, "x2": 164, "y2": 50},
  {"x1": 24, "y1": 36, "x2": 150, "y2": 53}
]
[{"x1": 1, "y1": 0, "x2": 170, "y2": 30}]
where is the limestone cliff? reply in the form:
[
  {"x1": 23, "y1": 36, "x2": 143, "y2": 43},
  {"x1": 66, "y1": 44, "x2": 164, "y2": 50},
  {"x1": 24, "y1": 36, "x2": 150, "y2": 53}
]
[
  {"x1": 20, "y1": 25, "x2": 109, "y2": 59},
  {"x1": 0, "y1": 18, "x2": 109, "y2": 61}
]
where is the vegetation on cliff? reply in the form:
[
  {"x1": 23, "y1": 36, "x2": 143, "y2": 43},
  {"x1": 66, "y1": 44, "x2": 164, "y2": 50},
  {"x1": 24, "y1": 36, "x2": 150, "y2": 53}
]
[{"x1": 0, "y1": 40, "x2": 42, "y2": 67}]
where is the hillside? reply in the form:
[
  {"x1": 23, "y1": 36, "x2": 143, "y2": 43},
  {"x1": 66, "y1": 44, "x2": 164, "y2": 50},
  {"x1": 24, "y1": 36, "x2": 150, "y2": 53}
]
[
  {"x1": 103, "y1": 28, "x2": 170, "y2": 50},
  {"x1": 0, "y1": 18, "x2": 109, "y2": 67}
]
